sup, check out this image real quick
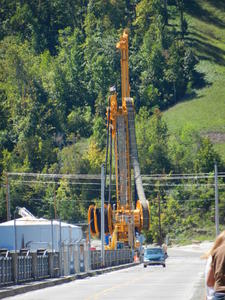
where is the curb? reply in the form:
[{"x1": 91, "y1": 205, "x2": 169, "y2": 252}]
[{"x1": 0, "y1": 262, "x2": 139, "y2": 299}]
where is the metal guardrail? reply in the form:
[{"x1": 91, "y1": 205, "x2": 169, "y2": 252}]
[
  {"x1": 37, "y1": 250, "x2": 49, "y2": 279},
  {"x1": 17, "y1": 253, "x2": 32, "y2": 282},
  {"x1": 0, "y1": 249, "x2": 55, "y2": 286},
  {"x1": 91, "y1": 249, "x2": 133, "y2": 270},
  {"x1": 91, "y1": 251, "x2": 101, "y2": 270},
  {"x1": 0, "y1": 248, "x2": 133, "y2": 286},
  {"x1": 53, "y1": 252, "x2": 60, "y2": 277},
  {"x1": 0, "y1": 251, "x2": 13, "y2": 286}
]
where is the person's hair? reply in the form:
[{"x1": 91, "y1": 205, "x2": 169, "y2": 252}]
[{"x1": 202, "y1": 230, "x2": 225, "y2": 259}]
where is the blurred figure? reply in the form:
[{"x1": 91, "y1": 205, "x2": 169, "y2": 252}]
[
  {"x1": 162, "y1": 243, "x2": 168, "y2": 258},
  {"x1": 206, "y1": 230, "x2": 225, "y2": 300},
  {"x1": 202, "y1": 250, "x2": 215, "y2": 300}
]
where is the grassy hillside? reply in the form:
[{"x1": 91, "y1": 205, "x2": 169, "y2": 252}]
[{"x1": 163, "y1": 0, "x2": 225, "y2": 162}]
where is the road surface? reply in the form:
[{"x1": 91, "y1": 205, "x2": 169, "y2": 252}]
[{"x1": 5, "y1": 247, "x2": 207, "y2": 300}]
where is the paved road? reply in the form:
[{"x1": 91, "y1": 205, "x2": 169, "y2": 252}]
[{"x1": 5, "y1": 248, "x2": 206, "y2": 300}]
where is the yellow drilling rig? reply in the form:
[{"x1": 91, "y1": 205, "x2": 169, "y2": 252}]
[{"x1": 88, "y1": 29, "x2": 150, "y2": 250}]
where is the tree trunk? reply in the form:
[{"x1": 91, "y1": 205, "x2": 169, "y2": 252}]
[
  {"x1": 180, "y1": 3, "x2": 184, "y2": 39},
  {"x1": 176, "y1": 0, "x2": 184, "y2": 39},
  {"x1": 164, "y1": 0, "x2": 168, "y2": 25}
]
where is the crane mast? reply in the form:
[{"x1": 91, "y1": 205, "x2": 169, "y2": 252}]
[
  {"x1": 112, "y1": 30, "x2": 131, "y2": 211},
  {"x1": 88, "y1": 30, "x2": 150, "y2": 249},
  {"x1": 117, "y1": 30, "x2": 130, "y2": 104}
]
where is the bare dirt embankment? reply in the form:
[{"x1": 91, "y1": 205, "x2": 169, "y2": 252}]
[{"x1": 203, "y1": 132, "x2": 225, "y2": 143}]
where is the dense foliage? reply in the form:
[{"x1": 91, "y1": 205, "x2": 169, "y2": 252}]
[{"x1": 0, "y1": 0, "x2": 224, "y2": 242}]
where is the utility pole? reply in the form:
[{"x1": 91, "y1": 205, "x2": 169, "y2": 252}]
[
  {"x1": 88, "y1": 220, "x2": 91, "y2": 271},
  {"x1": 108, "y1": 126, "x2": 112, "y2": 204},
  {"x1": 157, "y1": 192, "x2": 162, "y2": 246},
  {"x1": 59, "y1": 219, "x2": 62, "y2": 276},
  {"x1": 6, "y1": 173, "x2": 11, "y2": 221},
  {"x1": 101, "y1": 164, "x2": 105, "y2": 267},
  {"x1": 214, "y1": 162, "x2": 219, "y2": 236},
  {"x1": 54, "y1": 188, "x2": 57, "y2": 219},
  {"x1": 51, "y1": 219, "x2": 54, "y2": 253},
  {"x1": 14, "y1": 207, "x2": 18, "y2": 252}
]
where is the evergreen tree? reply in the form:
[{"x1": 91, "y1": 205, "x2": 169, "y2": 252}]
[{"x1": 136, "y1": 108, "x2": 170, "y2": 174}]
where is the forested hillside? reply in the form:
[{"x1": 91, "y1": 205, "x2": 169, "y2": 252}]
[
  {"x1": 0, "y1": 0, "x2": 224, "y2": 243},
  {"x1": 164, "y1": 0, "x2": 225, "y2": 161}
]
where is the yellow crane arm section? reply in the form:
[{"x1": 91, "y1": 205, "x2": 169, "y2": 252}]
[{"x1": 116, "y1": 29, "x2": 130, "y2": 111}]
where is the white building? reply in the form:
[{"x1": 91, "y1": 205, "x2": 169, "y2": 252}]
[{"x1": 0, "y1": 215, "x2": 83, "y2": 251}]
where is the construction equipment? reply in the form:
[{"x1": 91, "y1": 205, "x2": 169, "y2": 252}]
[{"x1": 88, "y1": 29, "x2": 150, "y2": 249}]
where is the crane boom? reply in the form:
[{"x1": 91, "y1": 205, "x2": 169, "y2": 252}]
[{"x1": 116, "y1": 29, "x2": 130, "y2": 103}]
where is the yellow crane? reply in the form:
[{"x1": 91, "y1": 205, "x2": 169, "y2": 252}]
[{"x1": 88, "y1": 30, "x2": 150, "y2": 250}]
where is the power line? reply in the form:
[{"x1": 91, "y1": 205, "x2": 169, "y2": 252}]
[
  {"x1": 9, "y1": 179, "x2": 105, "y2": 186},
  {"x1": 7, "y1": 172, "x2": 102, "y2": 180},
  {"x1": 143, "y1": 183, "x2": 225, "y2": 187},
  {"x1": 7, "y1": 175, "x2": 225, "y2": 185},
  {"x1": 7, "y1": 179, "x2": 225, "y2": 189},
  {"x1": 7, "y1": 180, "x2": 225, "y2": 191},
  {"x1": 29, "y1": 198, "x2": 101, "y2": 203},
  {"x1": 142, "y1": 175, "x2": 225, "y2": 180},
  {"x1": 12, "y1": 197, "x2": 216, "y2": 203},
  {"x1": 7, "y1": 172, "x2": 225, "y2": 181}
]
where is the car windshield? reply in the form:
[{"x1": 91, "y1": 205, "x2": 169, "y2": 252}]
[{"x1": 145, "y1": 248, "x2": 163, "y2": 255}]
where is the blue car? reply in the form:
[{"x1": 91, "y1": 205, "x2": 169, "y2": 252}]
[{"x1": 143, "y1": 247, "x2": 166, "y2": 268}]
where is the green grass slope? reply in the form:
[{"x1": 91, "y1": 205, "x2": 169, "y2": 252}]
[{"x1": 163, "y1": 0, "x2": 225, "y2": 161}]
